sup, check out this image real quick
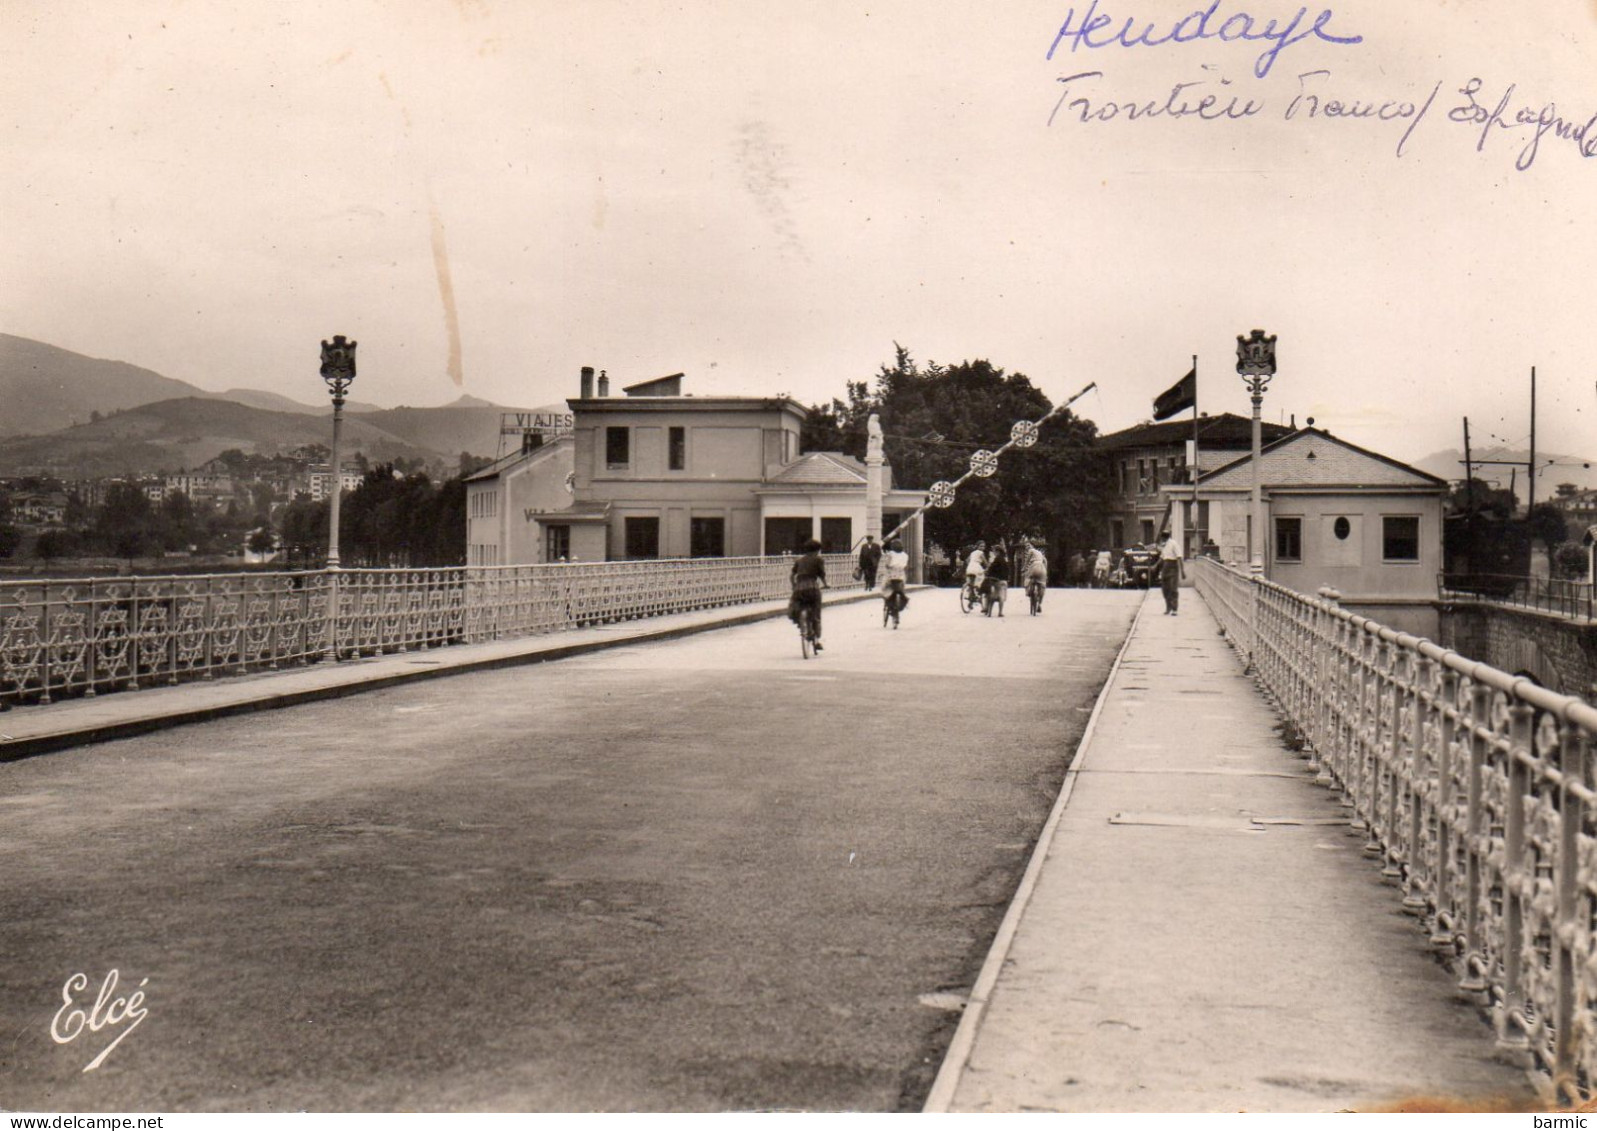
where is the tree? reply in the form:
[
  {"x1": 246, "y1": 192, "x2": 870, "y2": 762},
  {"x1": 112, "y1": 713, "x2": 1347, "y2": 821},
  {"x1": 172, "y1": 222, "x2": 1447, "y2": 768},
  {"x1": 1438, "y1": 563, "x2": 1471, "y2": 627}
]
[
  {"x1": 279, "y1": 493, "x2": 329, "y2": 567},
  {"x1": 1445, "y1": 478, "x2": 1517, "y2": 520},
  {"x1": 801, "y1": 346, "x2": 1114, "y2": 569},
  {"x1": 157, "y1": 491, "x2": 199, "y2": 552},
  {"x1": 1527, "y1": 502, "x2": 1570, "y2": 552},
  {"x1": 34, "y1": 529, "x2": 78, "y2": 563},
  {"x1": 1554, "y1": 541, "x2": 1589, "y2": 580},
  {"x1": 93, "y1": 484, "x2": 159, "y2": 563},
  {"x1": 247, "y1": 528, "x2": 277, "y2": 556}
]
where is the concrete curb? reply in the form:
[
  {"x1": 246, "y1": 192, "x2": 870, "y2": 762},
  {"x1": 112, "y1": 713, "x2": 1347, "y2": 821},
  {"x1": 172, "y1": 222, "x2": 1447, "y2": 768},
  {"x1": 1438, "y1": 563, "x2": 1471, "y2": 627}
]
[
  {"x1": 921, "y1": 590, "x2": 1151, "y2": 1112},
  {"x1": 0, "y1": 588, "x2": 894, "y2": 762}
]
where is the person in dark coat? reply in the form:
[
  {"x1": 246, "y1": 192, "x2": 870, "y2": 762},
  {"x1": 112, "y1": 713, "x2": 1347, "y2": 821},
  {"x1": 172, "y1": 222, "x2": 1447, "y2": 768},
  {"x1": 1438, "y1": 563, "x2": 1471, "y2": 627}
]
[{"x1": 856, "y1": 535, "x2": 883, "y2": 590}]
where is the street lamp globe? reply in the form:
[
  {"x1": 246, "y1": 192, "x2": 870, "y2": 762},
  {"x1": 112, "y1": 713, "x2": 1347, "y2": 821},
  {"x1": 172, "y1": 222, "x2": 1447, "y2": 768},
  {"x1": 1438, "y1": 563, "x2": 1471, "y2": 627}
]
[{"x1": 320, "y1": 335, "x2": 357, "y2": 404}]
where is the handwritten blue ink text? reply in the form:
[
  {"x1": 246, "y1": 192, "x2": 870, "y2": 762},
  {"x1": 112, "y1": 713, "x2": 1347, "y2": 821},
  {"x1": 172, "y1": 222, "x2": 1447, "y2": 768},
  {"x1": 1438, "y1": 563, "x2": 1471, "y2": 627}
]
[
  {"x1": 1046, "y1": 2, "x2": 1363, "y2": 80},
  {"x1": 1050, "y1": 70, "x2": 1263, "y2": 126},
  {"x1": 1285, "y1": 70, "x2": 1441, "y2": 157},
  {"x1": 1449, "y1": 78, "x2": 1597, "y2": 171}
]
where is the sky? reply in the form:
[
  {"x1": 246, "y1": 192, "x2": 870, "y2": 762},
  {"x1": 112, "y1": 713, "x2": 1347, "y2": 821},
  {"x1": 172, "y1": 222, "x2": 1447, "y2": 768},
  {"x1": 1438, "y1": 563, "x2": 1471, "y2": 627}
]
[{"x1": 4, "y1": 0, "x2": 1596, "y2": 473}]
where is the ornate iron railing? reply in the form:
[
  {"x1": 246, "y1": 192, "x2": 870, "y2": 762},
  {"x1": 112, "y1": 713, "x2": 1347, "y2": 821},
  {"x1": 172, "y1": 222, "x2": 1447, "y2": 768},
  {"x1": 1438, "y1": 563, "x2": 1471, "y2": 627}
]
[
  {"x1": 1441, "y1": 573, "x2": 1596, "y2": 622},
  {"x1": 0, "y1": 554, "x2": 860, "y2": 708},
  {"x1": 1194, "y1": 556, "x2": 1597, "y2": 1100}
]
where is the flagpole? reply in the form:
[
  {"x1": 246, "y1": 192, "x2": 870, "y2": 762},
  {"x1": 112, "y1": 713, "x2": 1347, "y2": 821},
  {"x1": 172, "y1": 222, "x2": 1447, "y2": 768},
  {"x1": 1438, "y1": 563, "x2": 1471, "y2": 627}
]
[{"x1": 1190, "y1": 354, "x2": 1200, "y2": 557}]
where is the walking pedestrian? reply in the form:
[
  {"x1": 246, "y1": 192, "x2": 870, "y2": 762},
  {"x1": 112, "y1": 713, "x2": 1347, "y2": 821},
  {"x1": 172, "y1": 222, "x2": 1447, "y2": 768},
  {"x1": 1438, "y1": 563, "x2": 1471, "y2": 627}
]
[
  {"x1": 856, "y1": 534, "x2": 882, "y2": 591},
  {"x1": 1159, "y1": 533, "x2": 1183, "y2": 614}
]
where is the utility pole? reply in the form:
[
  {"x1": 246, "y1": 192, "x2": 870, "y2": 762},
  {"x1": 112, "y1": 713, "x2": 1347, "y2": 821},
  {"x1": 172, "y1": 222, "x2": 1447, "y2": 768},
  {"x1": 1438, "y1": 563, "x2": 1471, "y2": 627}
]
[
  {"x1": 1463, "y1": 417, "x2": 1473, "y2": 514},
  {"x1": 1529, "y1": 365, "x2": 1537, "y2": 513}
]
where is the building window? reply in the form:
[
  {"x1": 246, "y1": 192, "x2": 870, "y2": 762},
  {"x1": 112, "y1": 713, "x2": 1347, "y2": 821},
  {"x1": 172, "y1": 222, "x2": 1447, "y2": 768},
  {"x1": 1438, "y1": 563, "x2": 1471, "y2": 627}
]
[
  {"x1": 1382, "y1": 516, "x2": 1420, "y2": 561},
  {"x1": 1275, "y1": 517, "x2": 1302, "y2": 562},
  {"x1": 669, "y1": 426, "x2": 686, "y2": 471},
  {"x1": 1137, "y1": 460, "x2": 1147, "y2": 494},
  {"x1": 546, "y1": 524, "x2": 571, "y2": 562},
  {"x1": 624, "y1": 516, "x2": 660, "y2": 559},
  {"x1": 690, "y1": 516, "x2": 725, "y2": 558},
  {"x1": 1334, "y1": 516, "x2": 1352, "y2": 540},
  {"x1": 1110, "y1": 519, "x2": 1124, "y2": 549},
  {"x1": 764, "y1": 517, "x2": 811, "y2": 556},
  {"x1": 1151, "y1": 461, "x2": 1161, "y2": 490},
  {"x1": 820, "y1": 517, "x2": 852, "y2": 554},
  {"x1": 1140, "y1": 520, "x2": 1155, "y2": 544},
  {"x1": 606, "y1": 427, "x2": 630, "y2": 469}
]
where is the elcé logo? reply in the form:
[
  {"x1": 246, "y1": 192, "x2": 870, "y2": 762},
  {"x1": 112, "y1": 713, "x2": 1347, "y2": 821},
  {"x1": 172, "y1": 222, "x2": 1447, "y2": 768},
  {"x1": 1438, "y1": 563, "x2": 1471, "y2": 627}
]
[{"x1": 50, "y1": 969, "x2": 150, "y2": 1073}]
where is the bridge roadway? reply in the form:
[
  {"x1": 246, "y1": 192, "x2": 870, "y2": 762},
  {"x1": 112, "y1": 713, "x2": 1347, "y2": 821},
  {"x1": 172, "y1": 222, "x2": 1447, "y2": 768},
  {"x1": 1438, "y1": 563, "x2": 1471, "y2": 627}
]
[
  {"x1": 0, "y1": 586, "x2": 1134, "y2": 1112},
  {"x1": 0, "y1": 586, "x2": 1537, "y2": 1112}
]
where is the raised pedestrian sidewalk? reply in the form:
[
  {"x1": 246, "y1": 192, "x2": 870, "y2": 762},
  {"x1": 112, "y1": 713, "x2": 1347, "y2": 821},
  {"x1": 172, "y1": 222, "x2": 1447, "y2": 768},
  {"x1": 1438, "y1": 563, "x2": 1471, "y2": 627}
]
[
  {"x1": 928, "y1": 587, "x2": 1538, "y2": 1114},
  {"x1": 0, "y1": 588, "x2": 881, "y2": 761}
]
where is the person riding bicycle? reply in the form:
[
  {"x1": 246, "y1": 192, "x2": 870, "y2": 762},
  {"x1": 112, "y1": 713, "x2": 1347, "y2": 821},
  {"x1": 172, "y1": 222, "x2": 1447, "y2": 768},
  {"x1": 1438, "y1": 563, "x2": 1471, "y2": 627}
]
[
  {"x1": 881, "y1": 537, "x2": 910, "y2": 627},
  {"x1": 963, "y1": 541, "x2": 988, "y2": 601},
  {"x1": 790, "y1": 537, "x2": 827, "y2": 651},
  {"x1": 982, "y1": 541, "x2": 1008, "y2": 616},
  {"x1": 1021, "y1": 540, "x2": 1049, "y2": 610}
]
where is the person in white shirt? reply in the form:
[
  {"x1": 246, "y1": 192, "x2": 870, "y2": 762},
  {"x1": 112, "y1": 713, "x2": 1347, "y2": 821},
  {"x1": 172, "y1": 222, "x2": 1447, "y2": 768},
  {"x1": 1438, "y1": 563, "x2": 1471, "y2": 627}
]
[
  {"x1": 1158, "y1": 534, "x2": 1183, "y2": 614},
  {"x1": 1021, "y1": 540, "x2": 1048, "y2": 611},
  {"x1": 881, "y1": 538, "x2": 910, "y2": 628}
]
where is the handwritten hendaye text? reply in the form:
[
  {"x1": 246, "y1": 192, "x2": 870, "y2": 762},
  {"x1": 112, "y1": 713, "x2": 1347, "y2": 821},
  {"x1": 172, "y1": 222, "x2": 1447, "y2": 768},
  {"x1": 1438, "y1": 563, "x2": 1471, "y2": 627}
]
[{"x1": 1045, "y1": 2, "x2": 1363, "y2": 80}]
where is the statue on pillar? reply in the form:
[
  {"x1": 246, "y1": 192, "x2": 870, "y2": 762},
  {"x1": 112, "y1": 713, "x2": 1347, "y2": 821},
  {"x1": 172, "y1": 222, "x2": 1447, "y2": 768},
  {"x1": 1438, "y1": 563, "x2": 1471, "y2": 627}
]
[{"x1": 865, "y1": 413, "x2": 884, "y2": 542}]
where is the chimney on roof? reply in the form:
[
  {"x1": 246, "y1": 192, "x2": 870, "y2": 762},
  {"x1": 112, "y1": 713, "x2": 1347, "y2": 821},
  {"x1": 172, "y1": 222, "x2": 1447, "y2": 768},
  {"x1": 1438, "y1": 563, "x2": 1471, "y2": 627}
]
[
  {"x1": 598, "y1": 369, "x2": 610, "y2": 397},
  {"x1": 580, "y1": 366, "x2": 594, "y2": 398}
]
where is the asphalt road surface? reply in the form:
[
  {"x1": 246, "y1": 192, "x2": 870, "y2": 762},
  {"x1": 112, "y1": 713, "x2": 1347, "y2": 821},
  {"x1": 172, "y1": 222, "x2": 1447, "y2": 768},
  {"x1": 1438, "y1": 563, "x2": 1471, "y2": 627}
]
[{"x1": 0, "y1": 588, "x2": 1139, "y2": 1112}]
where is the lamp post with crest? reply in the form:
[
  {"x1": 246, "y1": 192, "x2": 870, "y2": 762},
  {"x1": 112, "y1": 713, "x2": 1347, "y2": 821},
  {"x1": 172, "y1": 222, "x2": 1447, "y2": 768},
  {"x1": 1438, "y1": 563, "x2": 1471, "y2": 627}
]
[
  {"x1": 320, "y1": 335, "x2": 357, "y2": 569},
  {"x1": 320, "y1": 336, "x2": 355, "y2": 663},
  {"x1": 1236, "y1": 329, "x2": 1277, "y2": 576}
]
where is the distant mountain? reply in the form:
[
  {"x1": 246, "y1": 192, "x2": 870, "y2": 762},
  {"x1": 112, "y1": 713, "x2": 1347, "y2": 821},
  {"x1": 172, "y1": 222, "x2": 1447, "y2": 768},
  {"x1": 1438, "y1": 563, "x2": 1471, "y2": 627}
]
[
  {"x1": 0, "y1": 334, "x2": 206, "y2": 437},
  {"x1": 0, "y1": 334, "x2": 564, "y2": 474},
  {"x1": 1414, "y1": 447, "x2": 1597, "y2": 505},
  {"x1": 213, "y1": 387, "x2": 385, "y2": 415},
  {"x1": 352, "y1": 400, "x2": 570, "y2": 460},
  {"x1": 0, "y1": 397, "x2": 440, "y2": 478}
]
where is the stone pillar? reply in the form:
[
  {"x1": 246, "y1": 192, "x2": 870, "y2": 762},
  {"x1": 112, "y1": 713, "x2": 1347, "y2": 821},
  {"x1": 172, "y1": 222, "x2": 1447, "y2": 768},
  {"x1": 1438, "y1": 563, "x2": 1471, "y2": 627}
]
[{"x1": 865, "y1": 412, "x2": 884, "y2": 542}]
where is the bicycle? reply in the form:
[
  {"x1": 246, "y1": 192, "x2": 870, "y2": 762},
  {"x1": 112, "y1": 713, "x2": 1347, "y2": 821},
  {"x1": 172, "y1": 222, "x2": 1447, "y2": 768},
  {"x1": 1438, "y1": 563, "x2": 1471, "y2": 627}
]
[
  {"x1": 797, "y1": 601, "x2": 820, "y2": 658},
  {"x1": 882, "y1": 583, "x2": 907, "y2": 629},
  {"x1": 1026, "y1": 577, "x2": 1045, "y2": 616},
  {"x1": 960, "y1": 576, "x2": 983, "y2": 614}
]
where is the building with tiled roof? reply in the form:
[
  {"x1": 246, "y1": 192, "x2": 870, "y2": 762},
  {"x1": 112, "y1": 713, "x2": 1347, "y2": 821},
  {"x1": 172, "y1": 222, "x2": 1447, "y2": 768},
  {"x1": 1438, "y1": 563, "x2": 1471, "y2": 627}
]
[
  {"x1": 1164, "y1": 427, "x2": 1447, "y2": 636},
  {"x1": 465, "y1": 369, "x2": 928, "y2": 570},
  {"x1": 1096, "y1": 412, "x2": 1293, "y2": 552}
]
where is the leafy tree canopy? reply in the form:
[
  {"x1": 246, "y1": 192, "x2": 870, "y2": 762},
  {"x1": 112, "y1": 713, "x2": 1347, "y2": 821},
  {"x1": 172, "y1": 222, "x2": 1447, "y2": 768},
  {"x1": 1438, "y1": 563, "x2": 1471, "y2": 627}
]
[{"x1": 801, "y1": 345, "x2": 1113, "y2": 564}]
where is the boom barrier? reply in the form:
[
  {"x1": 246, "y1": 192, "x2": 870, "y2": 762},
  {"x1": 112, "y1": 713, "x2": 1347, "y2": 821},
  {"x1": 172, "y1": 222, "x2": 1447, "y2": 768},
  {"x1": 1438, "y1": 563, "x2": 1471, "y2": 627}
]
[
  {"x1": 0, "y1": 554, "x2": 860, "y2": 708},
  {"x1": 1194, "y1": 556, "x2": 1597, "y2": 1099}
]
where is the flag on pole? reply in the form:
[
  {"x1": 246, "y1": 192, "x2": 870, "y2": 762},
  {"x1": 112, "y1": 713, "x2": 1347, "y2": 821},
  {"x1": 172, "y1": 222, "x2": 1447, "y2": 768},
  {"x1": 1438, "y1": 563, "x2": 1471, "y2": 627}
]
[{"x1": 1152, "y1": 367, "x2": 1197, "y2": 421}]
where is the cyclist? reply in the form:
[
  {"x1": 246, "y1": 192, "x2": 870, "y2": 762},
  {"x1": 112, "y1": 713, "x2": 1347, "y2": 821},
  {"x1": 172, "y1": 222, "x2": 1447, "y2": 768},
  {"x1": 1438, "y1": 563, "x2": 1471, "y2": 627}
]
[
  {"x1": 982, "y1": 540, "x2": 1008, "y2": 616},
  {"x1": 963, "y1": 541, "x2": 988, "y2": 605},
  {"x1": 1021, "y1": 540, "x2": 1049, "y2": 610},
  {"x1": 881, "y1": 537, "x2": 910, "y2": 628},
  {"x1": 789, "y1": 537, "x2": 827, "y2": 651}
]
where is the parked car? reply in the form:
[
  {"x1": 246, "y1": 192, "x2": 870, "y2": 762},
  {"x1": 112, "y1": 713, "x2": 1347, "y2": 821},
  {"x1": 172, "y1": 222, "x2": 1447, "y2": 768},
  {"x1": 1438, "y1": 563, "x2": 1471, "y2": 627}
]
[{"x1": 1122, "y1": 545, "x2": 1160, "y2": 589}]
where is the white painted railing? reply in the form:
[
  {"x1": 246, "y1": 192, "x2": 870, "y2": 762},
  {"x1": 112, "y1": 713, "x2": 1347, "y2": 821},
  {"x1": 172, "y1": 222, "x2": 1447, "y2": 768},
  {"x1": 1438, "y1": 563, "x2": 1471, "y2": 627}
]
[
  {"x1": 0, "y1": 554, "x2": 860, "y2": 707},
  {"x1": 1194, "y1": 555, "x2": 1597, "y2": 1099}
]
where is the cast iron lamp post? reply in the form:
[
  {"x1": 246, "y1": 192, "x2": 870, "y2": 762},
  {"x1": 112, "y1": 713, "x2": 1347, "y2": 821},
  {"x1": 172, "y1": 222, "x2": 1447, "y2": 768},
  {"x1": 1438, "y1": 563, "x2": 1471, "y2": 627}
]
[
  {"x1": 320, "y1": 335, "x2": 357, "y2": 568},
  {"x1": 1236, "y1": 329, "x2": 1277, "y2": 575},
  {"x1": 320, "y1": 336, "x2": 355, "y2": 662}
]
